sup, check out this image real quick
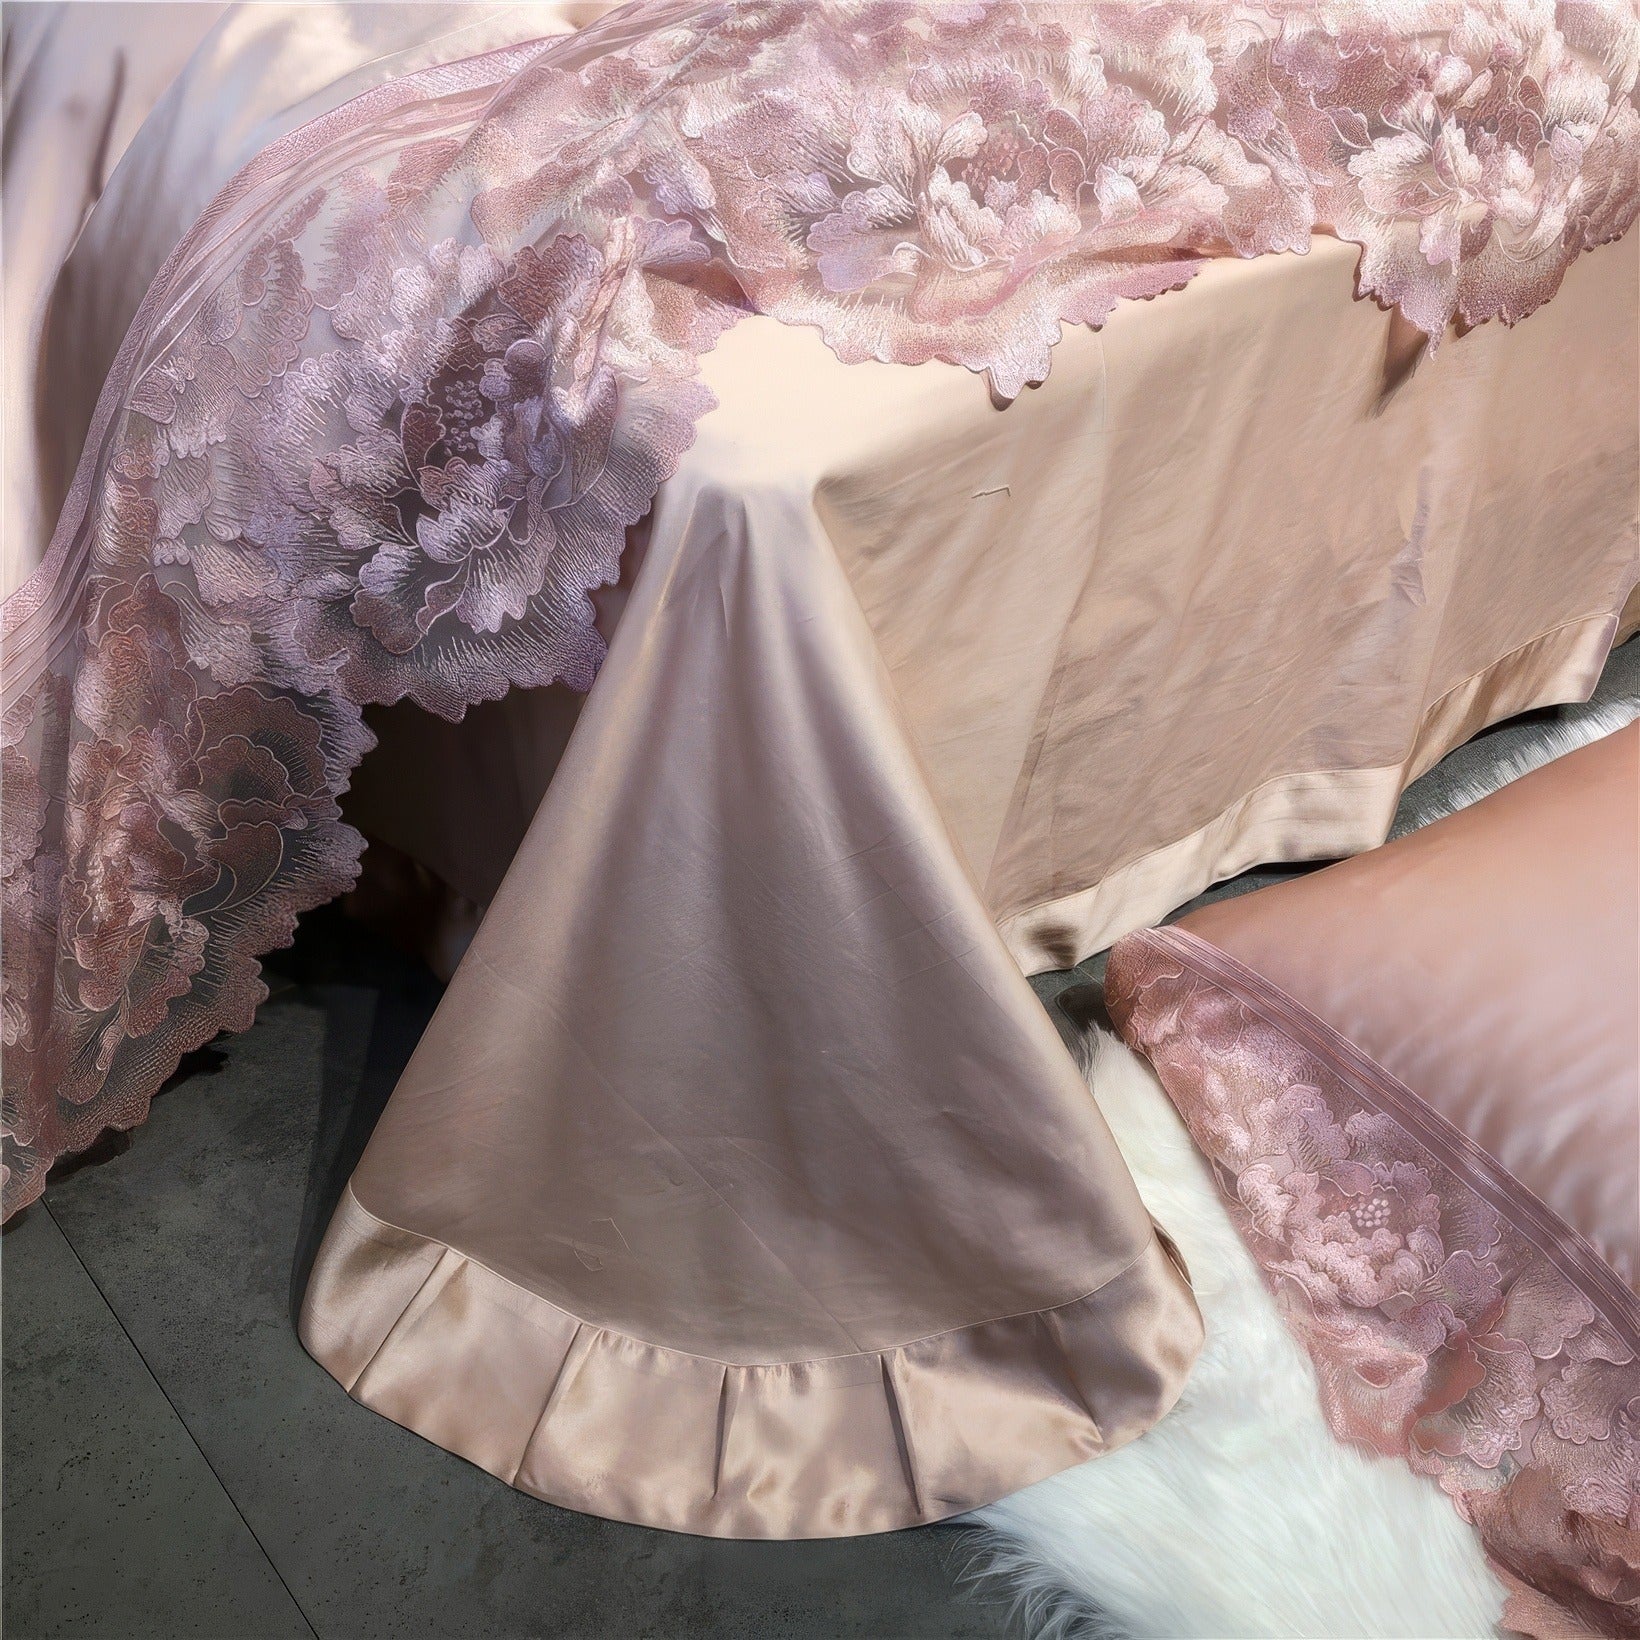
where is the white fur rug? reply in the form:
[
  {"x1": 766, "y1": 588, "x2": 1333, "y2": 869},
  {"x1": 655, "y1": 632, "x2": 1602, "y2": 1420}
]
[
  {"x1": 969, "y1": 1030, "x2": 1505, "y2": 1640},
  {"x1": 965, "y1": 698, "x2": 1640, "y2": 1639}
]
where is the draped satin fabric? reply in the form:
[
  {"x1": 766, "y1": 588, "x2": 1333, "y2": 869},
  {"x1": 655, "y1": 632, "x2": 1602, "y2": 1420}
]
[
  {"x1": 1108, "y1": 727, "x2": 1640, "y2": 1636},
  {"x1": 314, "y1": 223, "x2": 1637, "y2": 1542},
  {"x1": 301, "y1": 452, "x2": 1210, "y2": 1526},
  {"x1": 349, "y1": 229, "x2": 1640, "y2": 975}
]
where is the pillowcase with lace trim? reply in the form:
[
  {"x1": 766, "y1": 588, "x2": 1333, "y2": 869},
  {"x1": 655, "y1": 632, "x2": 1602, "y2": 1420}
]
[{"x1": 1105, "y1": 724, "x2": 1639, "y2": 1639}]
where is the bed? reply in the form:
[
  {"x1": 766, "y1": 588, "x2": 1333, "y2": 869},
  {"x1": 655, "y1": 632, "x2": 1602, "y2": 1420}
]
[{"x1": 3, "y1": 0, "x2": 1636, "y2": 1619}]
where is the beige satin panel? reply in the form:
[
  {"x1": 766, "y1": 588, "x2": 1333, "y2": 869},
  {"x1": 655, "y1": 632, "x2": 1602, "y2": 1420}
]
[
  {"x1": 354, "y1": 231, "x2": 1640, "y2": 965},
  {"x1": 1182, "y1": 724, "x2": 1640, "y2": 1289}
]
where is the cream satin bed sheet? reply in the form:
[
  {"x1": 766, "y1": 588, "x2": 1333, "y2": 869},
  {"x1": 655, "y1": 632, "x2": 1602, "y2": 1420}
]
[{"x1": 313, "y1": 223, "x2": 1637, "y2": 1537}]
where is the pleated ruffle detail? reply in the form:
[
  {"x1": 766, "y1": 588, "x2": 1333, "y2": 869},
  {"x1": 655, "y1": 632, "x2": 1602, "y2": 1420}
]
[{"x1": 298, "y1": 1186, "x2": 1201, "y2": 1539}]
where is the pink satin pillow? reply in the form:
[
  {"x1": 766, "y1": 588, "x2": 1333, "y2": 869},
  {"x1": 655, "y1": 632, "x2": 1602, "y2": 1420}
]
[
  {"x1": 1105, "y1": 724, "x2": 1638, "y2": 1635},
  {"x1": 1132, "y1": 723, "x2": 1638, "y2": 1284}
]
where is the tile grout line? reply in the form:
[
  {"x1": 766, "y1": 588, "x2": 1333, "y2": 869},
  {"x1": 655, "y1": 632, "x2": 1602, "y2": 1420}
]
[{"x1": 41, "y1": 1199, "x2": 323, "y2": 1640}]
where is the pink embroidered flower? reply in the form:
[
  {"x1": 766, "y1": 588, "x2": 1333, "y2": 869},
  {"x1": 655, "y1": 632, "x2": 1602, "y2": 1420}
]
[
  {"x1": 1316, "y1": 8, "x2": 1637, "y2": 334},
  {"x1": 58, "y1": 585, "x2": 216, "y2": 1063},
  {"x1": 62, "y1": 725, "x2": 211, "y2": 1041},
  {"x1": 1413, "y1": 1330, "x2": 1540, "y2": 1469},
  {"x1": 1542, "y1": 1352, "x2": 1640, "y2": 1446},
  {"x1": 1350, "y1": 93, "x2": 1486, "y2": 263},
  {"x1": 1281, "y1": 1158, "x2": 1442, "y2": 1311},
  {"x1": 806, "y1": 76, "x2": 1091, "y2": 293},
  {"x1": 47, "y1": 579, "x2": 342, "y2": 1094},
  {"x1": 264, "y1": 220, "x2": 725, "y2": 715},
  {"x1": 1286, "y1": 1299, "x2": 1429, "y2": 1455},
  {"x1": 1494, "y1": 1260, "x2": 1600, "y2": 1360},
  {"x1": 1251, "y1": 1080, "x2": 1376, "y2": 1191},
  {"x1": 1, "y1": 679, "x2": 70, "y2": 1078}
]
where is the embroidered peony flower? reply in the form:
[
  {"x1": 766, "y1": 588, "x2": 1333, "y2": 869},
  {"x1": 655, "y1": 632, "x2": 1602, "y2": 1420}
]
[
  {"x1": 1284, "y1": 1297, "x2": 1429, "y2": 1455},
  {"x1": 1315, "y1": 6, "x2": 1639, "y2": 335},
  {"x1": 1542, "y1": 1351, "x2": 1640, "y2": 1447},
  {"x1": 1413, "y1": 1330, "x2": 1540, "y2": 1469},
  {"x1": 806, "y1": 79, "x2": 1091, "y2": 293},
  {"x1": 1281, "y1": 1158, "x2": 1442, "y2": 1309},
  {"x1": 48, "y1": 577, "x2": 342, "y2": 1092},
  {"x1": 273, "y1": 225, "x2": 719, "y2": 713},
  {"x1": 1493, "y1": 1260, "x2": 1601, "y2": 1360}
]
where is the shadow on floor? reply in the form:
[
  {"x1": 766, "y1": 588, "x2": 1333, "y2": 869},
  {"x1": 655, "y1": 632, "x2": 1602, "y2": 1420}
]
[{"x1": 281, "y1": 909, "x2": 442, "y2": 1324}]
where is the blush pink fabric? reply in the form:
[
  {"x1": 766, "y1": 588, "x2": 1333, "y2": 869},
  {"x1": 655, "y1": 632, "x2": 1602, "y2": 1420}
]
[
  {"x1": 3, "y1": 0, "x2": 1636, "y2": 1549},
  {"x1": 1107, "y1": 725, "x2": 1640, "y2": 1637},
  {"x1": 4, "y1": 0, "x2": 1638, "y2": 1215}
]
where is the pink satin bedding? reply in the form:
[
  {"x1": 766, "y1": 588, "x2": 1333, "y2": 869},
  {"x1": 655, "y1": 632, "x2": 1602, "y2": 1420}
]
[
  {"x1": 2, "y1": 0, "x2": 1637, "y2": 1572},
  {"x1": 1108, "y1": 726, "x2": 1640, "y2": 1636}
]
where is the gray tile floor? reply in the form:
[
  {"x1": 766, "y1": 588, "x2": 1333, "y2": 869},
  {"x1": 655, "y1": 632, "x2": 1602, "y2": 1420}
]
[{"x1": 6, "y1": 638, "x2": 1634, "y2": 1640}]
